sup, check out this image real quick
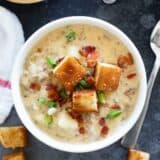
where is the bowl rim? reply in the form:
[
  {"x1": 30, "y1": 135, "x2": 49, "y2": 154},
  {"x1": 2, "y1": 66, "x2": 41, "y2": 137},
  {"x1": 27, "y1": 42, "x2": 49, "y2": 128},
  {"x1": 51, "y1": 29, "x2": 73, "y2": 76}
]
[{"x1": 11, "y1": 16, "x2": 147, "y2": 153}]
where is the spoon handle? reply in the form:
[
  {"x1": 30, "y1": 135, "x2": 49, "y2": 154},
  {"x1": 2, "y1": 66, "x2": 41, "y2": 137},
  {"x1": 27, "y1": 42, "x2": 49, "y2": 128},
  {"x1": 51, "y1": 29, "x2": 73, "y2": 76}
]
[{"x1": 121, "y1": 58, "x2": 160, "y2": 148}]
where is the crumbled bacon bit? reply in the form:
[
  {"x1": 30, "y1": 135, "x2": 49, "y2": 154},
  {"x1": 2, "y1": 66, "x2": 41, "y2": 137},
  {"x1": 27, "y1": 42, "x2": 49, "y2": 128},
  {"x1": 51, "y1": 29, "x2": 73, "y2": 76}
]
[
  {"x1": 87, "y1": 51, "x2": 99, "y2": 68},
  {"x1": 79, "y1": 127, "x2": 85, "y2": 134},
  {"x1": 79, "y1": 46, "x2": 96, "y2": 57},
  {"x1": 79, "y1": 46, "x2": 99, "y2": 68},
  {"x1": 69, "y1": 111, "x2": 83, "y2": 123},
  {"x1": 99, "y1": 118, "x2": 106, "y2": 126},
  {"x1": 127, "y1": 73, "x2": 136, "y2": 79},
  {"x1": 46, "y1": 84, "x2": 59, "y2": 100},
  {"x1": 111, "y1": 104, "x2": 121, "y2": 109},
  {"x1": 85, "y1": 76, "x2": 95, "y2": 87},
  {"x1": 56, "y1": 57, "x2": 64, "y2": 64},
  {"x1": 100, "y1": 126, "x2": 109, "y2": 137},
  {"x1": 37, "y1": 48, "x2": 42, "y2": 52},
  {"x1": 29, "y1": 82, "x2": 41, "y2": 91},
  {"x1": 117, "y1": 53, "x2": 134, "y2": 68},
  {"x1": 58, "y1": 98, "x2": 67, "y2": 106}
]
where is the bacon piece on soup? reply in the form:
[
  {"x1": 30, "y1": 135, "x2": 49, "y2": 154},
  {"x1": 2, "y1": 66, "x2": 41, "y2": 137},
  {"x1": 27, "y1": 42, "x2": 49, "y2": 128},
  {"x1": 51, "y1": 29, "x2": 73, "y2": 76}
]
[
  {"x1": 99, "y1": 117, "x2": 106, "y2": 126},
  {"x1": 79, "y1": 127, "x2": 85, "y2": 134},
  {"x1": 29, "y1": 82, "x2": 41, "y2": 91},
  {"x1": 79, "y1": 46, "x2": 96, "y2": 57},
  {"x1": 100, "y1": 125, "x2": 109, "y2": 137},
  {"x1": 46, "y1": 84, "x2": 59, "y2": 101},
  {"x1": 95, "y1": 62, "x2": 121, "y2": 91},
  {"x1": 79, "y1": 46, "x2": 99, "y2": 68},
  {"x1": 117, "y1": 53, "x2": 134, "y2": 68},
  {"x1": 72, "y1": 90, "x2": 98, "y2": 112},
  {"x1": 110, "y1": 104, "x2": 121, "y2": 109},
  {"x1": 128, "y1": 149, "x2": 150, "y2": 160},
  {"x1": 85, "y1": 76, "x2": 95, "y2": 87},
  {"x1": 127, "y1": 73, "x2": 136, "y2": 79},
  {"x1": 69, "y1": 111, "x2": 83, "y2": 123},
  {"x1": 87, "y1": 50, "x2": 99, "y2": 68},
  {"x1": 53, "y1": 56, "x2": 86, "y2": 92}
]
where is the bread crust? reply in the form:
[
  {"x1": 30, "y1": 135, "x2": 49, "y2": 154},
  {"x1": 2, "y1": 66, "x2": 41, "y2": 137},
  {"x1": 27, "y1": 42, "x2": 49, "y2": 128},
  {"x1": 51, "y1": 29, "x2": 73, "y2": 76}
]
[
  {"x1": 2, "y1": 152, "x2": 25, "y2": 160},
  {"x1": 128, "y1": 149, "x2": 150, "y2": 160},
  {"x1": 0, "y1": 126, "x2": 27, "y2": 148},
  {"x1": 54, "y1": 57, "x2": 86, "y2": 91},
  {"x1": 95, "y1": 62, "x2": 121, "y2": 91},
  {"x1": 72, "y1": 90, "x2": 98, "y2": 112}
]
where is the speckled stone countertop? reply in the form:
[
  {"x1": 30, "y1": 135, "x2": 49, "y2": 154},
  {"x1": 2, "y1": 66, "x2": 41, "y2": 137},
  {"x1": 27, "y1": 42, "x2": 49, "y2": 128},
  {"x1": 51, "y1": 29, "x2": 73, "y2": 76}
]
[{"x1": 0, "y1": 0, "x2": 160, "y2": 159}]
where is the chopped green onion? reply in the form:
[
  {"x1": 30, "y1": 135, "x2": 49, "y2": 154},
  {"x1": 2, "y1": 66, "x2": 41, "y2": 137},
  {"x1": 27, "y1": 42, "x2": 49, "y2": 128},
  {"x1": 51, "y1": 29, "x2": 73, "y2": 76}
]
[
  {"x1": 37, "y1": 97, "x2": 47, "y2": 105},
  {"x1": 106, "y1": 109, "x2": 122, "y2": 119},
  {"x1": 59, "y1": 89, "x2": 68, "y2": 99},
  {"x1": 75, "y1": 79, "x2": 91, "y2": 91},
  {"x1": 44, "y1": 114, "x2": 53, "y2": 125},
  {"x1": 79, "y1": 80, "x2": 91, "y2": 88},
  {"x1": 47, "y1": 100, "x2": 57, "y2": 108},
  {"x1": 75, "y1": 84, "x2": 83, "y2": 91},
  {"x1": 46, "y1": 57, "x2": 57, "y2": 68},
  {"x1": 97, "y1": 91, "x2": 106, "y2": 104},
  {"x1": 65, "y1": 31, "x2": 76, "y2": 42}
]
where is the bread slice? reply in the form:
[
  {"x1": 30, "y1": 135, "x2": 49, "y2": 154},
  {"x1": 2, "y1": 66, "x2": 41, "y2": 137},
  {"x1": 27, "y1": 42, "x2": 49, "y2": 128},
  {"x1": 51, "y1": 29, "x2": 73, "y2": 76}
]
[
  {"x1": 95, "y1": 62, "x2": 121, "y2": 91},
  {"x1": 54, "y1": 56, "x2": 86, "y2": 91},
  {"x1": 0, "y1": 126, "x2": 27, "y2": 149},
  {"x1": 72, "y1": 90, "x2": 98, "y2": 112},
  {"x1": 128, "y1": 149, "x2": 150, "y2": 160},
  {"x1": 3, "y1": 152, "x2": 25, "y2": 160}
]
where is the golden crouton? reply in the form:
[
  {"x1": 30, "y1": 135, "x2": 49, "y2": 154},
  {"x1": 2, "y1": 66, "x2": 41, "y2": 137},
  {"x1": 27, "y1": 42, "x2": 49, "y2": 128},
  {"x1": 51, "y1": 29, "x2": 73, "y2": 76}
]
[
  {"x1": 0, "y1": 126, "x2": 27, "y2": 149},
  {"x1": 128, "y1": 149, "x2": 150, "y2": 160},
  {"x1": 53, "y1": 56, "x2": 86, "y2": 91},
  {"x1": 95, "y1": 62, "x2": 121, "y2": 91},
  {"x1": 72, "y1": 90, "x2": 98, "y2": 112},
  {"x1": 3, "y1": 152, "x2": 25, "y2": 160}
]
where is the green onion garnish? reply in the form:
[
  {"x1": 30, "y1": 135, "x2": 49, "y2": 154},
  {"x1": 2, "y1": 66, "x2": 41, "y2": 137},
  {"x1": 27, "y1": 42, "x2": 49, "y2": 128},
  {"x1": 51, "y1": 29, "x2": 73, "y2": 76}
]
[
  {"x1": 37, "y1": 97, "x2": 57, "y2": 108},
  {"x1": 106, "y1": 109, "x2": 122, "y2": 119},
  {"x1": 59, "y1": 89, "x2": 68, "y2": 99},
  {"x1": 47, "y1": 100, "x2": 57, "y2": 108},
  {"x1": 37, "y1": 97, "x2": 47, "y2": 105},
  {"x1": 46, "y1": 57, "x2": 57, "y2": 68},
  {"x1": 44, "y1": 114, "x2": 53, "y2": 125},
  {"x1": 65, "y1": 31, "x2": 76, "y2": 42},
  {"x1": 75, "y1": 79, "x2": 91, "y2": 91},
  {"x1": 79, "y1": 80, "x2": 91, "y2": 88},
  {"x1": 97, "y1": 91, "x2": 106, "y2": 104},
  {"x1": 75, "y1": 84, "x2": 83, "y2": 91}
]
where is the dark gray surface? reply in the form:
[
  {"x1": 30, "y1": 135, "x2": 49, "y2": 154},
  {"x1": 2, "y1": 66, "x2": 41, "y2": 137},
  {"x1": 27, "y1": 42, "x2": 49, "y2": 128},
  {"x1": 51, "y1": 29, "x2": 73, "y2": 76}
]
[{"x1": 0, "y1": 0, "x2": 160, "y2": 159}]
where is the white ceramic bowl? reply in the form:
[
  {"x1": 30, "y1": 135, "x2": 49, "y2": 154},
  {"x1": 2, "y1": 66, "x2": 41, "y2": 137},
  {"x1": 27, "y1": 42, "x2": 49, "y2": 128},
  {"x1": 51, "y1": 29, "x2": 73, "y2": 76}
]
[{"x1": 11, "y1": 16, "x2": 147, "y2": 153}]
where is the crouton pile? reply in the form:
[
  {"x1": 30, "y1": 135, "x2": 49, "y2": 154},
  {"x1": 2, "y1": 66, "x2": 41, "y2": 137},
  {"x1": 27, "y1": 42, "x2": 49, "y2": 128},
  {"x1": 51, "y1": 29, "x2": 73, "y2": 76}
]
[
  {"x1": 53, "y1": 55, "x2": 122, "y2": 113},
  {"x1": 0, "y1": 126, "x2": 27, "y2": 160}
]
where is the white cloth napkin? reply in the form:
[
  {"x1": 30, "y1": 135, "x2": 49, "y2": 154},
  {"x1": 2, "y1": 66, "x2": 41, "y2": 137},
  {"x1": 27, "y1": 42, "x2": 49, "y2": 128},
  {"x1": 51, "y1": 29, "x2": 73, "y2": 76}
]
[{"x1": 0, "y1": 6, "x2": 24, "y2": 123}]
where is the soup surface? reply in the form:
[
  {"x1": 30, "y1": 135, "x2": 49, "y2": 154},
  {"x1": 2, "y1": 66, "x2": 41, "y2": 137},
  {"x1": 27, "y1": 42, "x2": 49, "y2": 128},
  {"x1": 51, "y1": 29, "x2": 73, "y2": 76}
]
[{"x1": 20, "y1": 24, "x2": 139, "y2": 143}]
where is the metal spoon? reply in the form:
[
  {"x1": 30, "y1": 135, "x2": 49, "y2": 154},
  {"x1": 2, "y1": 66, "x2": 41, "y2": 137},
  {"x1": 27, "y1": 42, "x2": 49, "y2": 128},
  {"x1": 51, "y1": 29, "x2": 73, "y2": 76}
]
[
  {"x1": 102, "y1": 0, "x2": 117, "y2": 4},
  {"x1": 121, "y1": 20, "x2": 160, "y2": 148}
]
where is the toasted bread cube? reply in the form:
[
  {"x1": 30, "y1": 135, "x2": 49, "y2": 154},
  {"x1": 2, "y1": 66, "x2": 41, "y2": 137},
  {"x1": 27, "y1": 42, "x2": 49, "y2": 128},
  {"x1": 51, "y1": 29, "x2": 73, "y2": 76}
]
[
  {"x1": 3, "y1": 152, "x2": 25, "y2": 160},
  {"x1": 0, "y1": 126, "x2": 27, "y2": 148},
  {"x1": 54, "y1": 56, "x2": 86, "y2": 91},
  {"x1": 128, "y1": 149, "x2": 150, "y2": 160},
  {"x1": 72, "y1": 90, "x2": 98, "y2": 112},
  {"x1": 95, "y1": 62, "x2": 121, "y2": 91}
]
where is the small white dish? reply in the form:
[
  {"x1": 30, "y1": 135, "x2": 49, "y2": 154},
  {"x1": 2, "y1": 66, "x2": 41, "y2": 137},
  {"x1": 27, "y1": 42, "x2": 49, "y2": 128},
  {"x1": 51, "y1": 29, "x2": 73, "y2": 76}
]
[{"x1": 11, "y1": 16, "x2": 147, "y2": 153}]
